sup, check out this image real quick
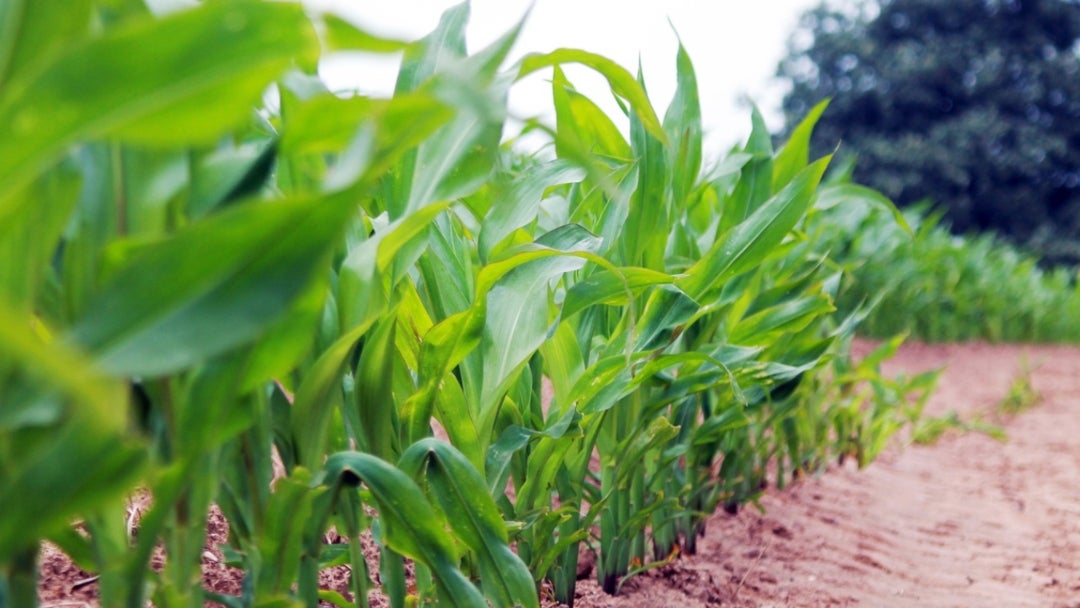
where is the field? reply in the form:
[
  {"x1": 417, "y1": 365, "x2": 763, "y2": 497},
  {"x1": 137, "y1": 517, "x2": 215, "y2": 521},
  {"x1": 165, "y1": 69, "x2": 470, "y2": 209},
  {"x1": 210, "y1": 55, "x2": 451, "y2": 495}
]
[
  {"x1": 4, "y1": 3, "x2": 1080, "y2": 607},
  {"x1": 35, "y1": 340, "x2": 1080, "y2": 607}
]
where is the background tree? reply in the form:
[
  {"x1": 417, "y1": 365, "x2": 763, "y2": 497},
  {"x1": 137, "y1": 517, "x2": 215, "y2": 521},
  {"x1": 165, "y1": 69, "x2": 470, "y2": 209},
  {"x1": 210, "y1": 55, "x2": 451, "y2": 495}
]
[{"x1": 778, "y1": 0, "x2": 1080, "y2": 265}]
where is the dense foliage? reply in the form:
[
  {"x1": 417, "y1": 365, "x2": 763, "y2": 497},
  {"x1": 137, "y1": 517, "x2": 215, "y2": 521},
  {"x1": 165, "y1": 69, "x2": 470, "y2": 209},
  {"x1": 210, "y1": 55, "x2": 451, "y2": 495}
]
[
  {"x1": 1, "y1": 2, "x2": 935, "y2": 607},
  {"x1": 778, "y1": 0, "x2": 1080, "y2": 265},
  {"x1": 809, "y1": 183, "x2": 1080, "y2": 342}
]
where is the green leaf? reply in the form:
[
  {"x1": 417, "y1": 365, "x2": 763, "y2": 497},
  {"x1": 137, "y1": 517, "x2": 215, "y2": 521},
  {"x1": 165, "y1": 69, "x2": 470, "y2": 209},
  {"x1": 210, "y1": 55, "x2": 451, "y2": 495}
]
[
  {"x1": 663, "y1": 39, "x2": 703, "y2": 211},
  {"x1": 517, "y1": 48, "x2": 668, "y2": 145},
  {"x1": 814, "y1": 182, "x2": 913, "y2": 234},
  {"x1": 478, "y1": 158, "x2": 586, "y2": 260},
  {"x1": 772, "y1": 98, "x2": 829, "y2": 192},
  {"x1": 354, "y1": 317, "x2": 398, "y2": 460},
  {"x1": 0, "y1": 0, "x2": 93, "y2": 89},
  {"x1": 292, "y1": 203, "x2": 448, "y2": 469},
  {"x1": 399, "y1": 440, "x2": 539, "y2": 608},
  {"x1": 387, "y1": 2, "x2": 520, "y2": 218},
  {"x1": 719, "y1": 106, "x2": 774, "y2": 237},
  {"x1": 478, "y1": 225, "x2": 602, "y2": 422},
  {"x1": 320, "y1": 13, "x2": 411, "y2": 54},
  {"x1": 623, "y1": 64, "x2": 671, "y2": 270},
  {"x1": 399, "y1": 306, "x2": 484, "y2": 446},
  {"x1": 68, "y1": 192, "x2": 356, "y2": 377},
  {"x1": 678, "y1": 156, "x2": 831, "y2": 299},
  {"x1": 0, "y1": 159, "x2": 81, "y2": 311},
  {"x1": 189, "y1": 141, "x2": 278, "y2": 217},
  {"x1": 631, "y1": 285, "x2": 700, "y2": 352},
  {"x1": 321, "y1": 452, "x2": 488, "y2": 608},
  {"x1": 551, "y1": 68, "x2": 633, "y2": 161},
  {"x1": 561, "y1": 267, "x2": 675, "y2": 319},
  {"x1": 729, "y1": 294, "x2": 836, "y2": 345},
  {"x1": 255, "y1": 470, "x2": 318, "y2": 598},
  {"x1": 280, "y1": 93, "x2": 452, "y2": 160},
  {"x1": 0, "y1": 300, "x2": 143, "y2": 563},
  {"x1": 0, "y1": 0, "x2": 320, "y2": 204}
]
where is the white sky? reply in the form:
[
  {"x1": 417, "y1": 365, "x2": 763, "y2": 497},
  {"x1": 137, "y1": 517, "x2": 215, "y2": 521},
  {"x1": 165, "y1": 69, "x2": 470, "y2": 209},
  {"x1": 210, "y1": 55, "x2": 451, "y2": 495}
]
[{"x1": 302, "y1": 1, "x2": 824, "y2": 157}]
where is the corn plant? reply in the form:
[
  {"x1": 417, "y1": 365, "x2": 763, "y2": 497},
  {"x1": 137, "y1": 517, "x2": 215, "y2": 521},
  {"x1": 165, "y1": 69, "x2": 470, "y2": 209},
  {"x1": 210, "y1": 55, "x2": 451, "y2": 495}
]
[
  {"x1": 1, "y1": 2, "x2": 933, "y2": 607},
  {"x1": 811, "y1": 180, "x2": 1080, "y2": 343}
]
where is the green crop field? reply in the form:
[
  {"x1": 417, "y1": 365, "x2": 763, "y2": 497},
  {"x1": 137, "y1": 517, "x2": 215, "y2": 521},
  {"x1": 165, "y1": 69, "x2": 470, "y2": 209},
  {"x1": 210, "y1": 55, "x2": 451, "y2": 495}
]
[{"x1": 1, "y1": 2, "x2": 1070, "y2": 607}]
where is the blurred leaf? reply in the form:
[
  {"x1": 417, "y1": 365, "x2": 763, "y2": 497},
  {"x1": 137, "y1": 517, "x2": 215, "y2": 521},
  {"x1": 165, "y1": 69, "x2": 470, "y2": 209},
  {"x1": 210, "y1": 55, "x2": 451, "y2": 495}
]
[
  {"x1": 814, "y1": 182, "x2": 912, "y2": 234},
  {"x1": 68, "y1": 192, "x2": 356, "y2": 377},
  {"x1": 0, "y1": 0, "x2": 320, "y2": 204},
  {"x1": 0, "y1": 0, "x2": 93, "y2": 89},
  {"x1": 729, "y1": 294, "x2": 836, "y2": 345},
  {"x1": 0, "y1": 300, "x2": 143, "y2": 563},
  {"x1": 189, "y1": 141, "x2": 277, "y2": 217},
  {"x1": 0, "y1": 160, "x2": 81, "y2": 311},
  {"x1": 320, "y1": 13, "x2": 411, "y2": 53}
]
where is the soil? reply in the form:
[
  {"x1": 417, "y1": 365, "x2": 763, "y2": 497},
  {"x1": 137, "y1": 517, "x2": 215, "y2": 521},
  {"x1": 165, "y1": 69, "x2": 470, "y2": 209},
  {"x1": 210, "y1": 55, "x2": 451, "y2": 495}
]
[{"x1": 36, "y1": 340, "x2": 1080, "y2": 607}]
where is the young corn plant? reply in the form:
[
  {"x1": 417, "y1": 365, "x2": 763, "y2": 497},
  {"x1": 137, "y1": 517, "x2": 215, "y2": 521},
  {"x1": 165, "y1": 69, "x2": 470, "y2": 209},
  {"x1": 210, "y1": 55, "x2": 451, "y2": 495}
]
[
  {"x1": 812, "y1": 184, "x2": 1080, "y2": 343},
  {"x1": 0, "y1": 2, "x2": 934, "y2": 607}
]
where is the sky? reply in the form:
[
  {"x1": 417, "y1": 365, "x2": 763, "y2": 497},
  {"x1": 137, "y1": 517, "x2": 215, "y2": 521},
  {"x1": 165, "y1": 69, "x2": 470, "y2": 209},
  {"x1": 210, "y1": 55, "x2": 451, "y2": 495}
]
[{"x1": 306, "y1": 1, "x2": 824, "y2": 157}]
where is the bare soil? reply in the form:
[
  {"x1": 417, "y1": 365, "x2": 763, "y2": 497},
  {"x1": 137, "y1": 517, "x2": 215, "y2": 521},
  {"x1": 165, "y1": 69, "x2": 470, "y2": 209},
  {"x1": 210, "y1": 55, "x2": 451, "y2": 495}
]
[{"x1": 37, "y1": 340, "x2": 1080, "y2": 607}]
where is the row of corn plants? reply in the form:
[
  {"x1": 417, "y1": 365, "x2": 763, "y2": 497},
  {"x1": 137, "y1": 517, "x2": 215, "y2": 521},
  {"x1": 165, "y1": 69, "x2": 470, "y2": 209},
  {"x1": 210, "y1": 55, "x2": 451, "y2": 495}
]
[
  {"x1": 807, "y1": 173, "x2": 1080, "y2": 342},
  {"x1": 0, "y1": 2, "x2": 928, "y2": 607}
]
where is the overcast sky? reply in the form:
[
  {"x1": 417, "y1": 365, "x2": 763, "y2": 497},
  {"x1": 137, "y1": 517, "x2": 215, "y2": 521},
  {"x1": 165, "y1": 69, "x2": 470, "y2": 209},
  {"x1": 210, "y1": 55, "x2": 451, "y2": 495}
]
[{"x1": 305, "y1": 1, "x2": 824, "y2": 156}]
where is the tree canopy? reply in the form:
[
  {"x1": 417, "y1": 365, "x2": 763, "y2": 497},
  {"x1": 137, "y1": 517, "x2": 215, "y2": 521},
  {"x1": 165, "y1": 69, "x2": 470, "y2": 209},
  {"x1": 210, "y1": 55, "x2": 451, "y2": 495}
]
[{"x1": 778, "y1": 0, "x2": 1080, "y2": 264}]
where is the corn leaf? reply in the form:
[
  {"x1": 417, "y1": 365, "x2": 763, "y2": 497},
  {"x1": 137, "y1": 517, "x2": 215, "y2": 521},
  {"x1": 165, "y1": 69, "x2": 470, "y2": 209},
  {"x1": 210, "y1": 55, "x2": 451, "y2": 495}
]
[
  {"x1": 552, "y1": 68, "x2": 633, "y2": 161},
  {"x1": 0, "y1": 0, "x2": 93, "y2": 89},
  {"x1": 772, "y1": 99, "x2": 829, "y2": 192},
  {"x1": 678, "y1": 156, "x2": 831, "y2": 299},
  {"x1": 664, "y1": 40, "x2": 703, "y2": 212},
  {"x1": 399, "y1": 439, "x2": 539, "y2": 608},
  {"x1": 0, "y1": 301, "x2": 143, "y2": 563},
  {"x1": 68, "y1": 192, "x2": 356, "y2": 377},
  {"x1": 517, "y1": 48, "x2": 668, "y2": 145},
  {"x1": 0, "y1": 0, "x2": 319, "y2": 204},
  {"x1": 477, "y1": 225, "x2": 602, "y2": 424},
  {"x1": 321, "y1": 452, "x2": 488, "y2": 608},
  {"x1": 718, "y1": 106, "x2": 774, "y2": 235}
]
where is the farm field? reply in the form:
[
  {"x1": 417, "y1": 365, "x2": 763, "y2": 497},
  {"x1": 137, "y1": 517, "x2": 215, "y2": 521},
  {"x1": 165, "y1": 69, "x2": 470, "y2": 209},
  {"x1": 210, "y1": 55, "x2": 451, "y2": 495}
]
[
  {"x1": 566, "y1": 340, "x2": 1080, "y2": 608},
  {"x1": 37, "y1": 340, "x2": 1080, "y2": 607},
  {"x1": 7, "y1": 3, "x2": 1080, "y2": 607}
]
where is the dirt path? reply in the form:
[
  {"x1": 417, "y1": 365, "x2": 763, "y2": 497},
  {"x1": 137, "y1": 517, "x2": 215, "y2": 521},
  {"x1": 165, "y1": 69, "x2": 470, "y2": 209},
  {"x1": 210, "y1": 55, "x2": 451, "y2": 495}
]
[{"x1": 569, "y1": 341, "x2": 1080, "y2": 607}]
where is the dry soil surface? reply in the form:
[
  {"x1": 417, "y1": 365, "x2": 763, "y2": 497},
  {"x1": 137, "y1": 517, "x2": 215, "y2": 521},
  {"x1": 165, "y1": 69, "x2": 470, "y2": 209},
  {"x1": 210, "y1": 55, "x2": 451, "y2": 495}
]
[{"x1": 37, "y1": 341, "x2": 1080, "y2": 607}]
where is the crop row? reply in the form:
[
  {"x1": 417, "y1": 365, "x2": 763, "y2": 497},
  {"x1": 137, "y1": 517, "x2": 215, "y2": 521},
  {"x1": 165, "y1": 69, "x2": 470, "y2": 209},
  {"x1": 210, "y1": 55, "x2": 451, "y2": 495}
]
[{"x1": 0, "y1": 3, "x2": 932, "y2": 607}]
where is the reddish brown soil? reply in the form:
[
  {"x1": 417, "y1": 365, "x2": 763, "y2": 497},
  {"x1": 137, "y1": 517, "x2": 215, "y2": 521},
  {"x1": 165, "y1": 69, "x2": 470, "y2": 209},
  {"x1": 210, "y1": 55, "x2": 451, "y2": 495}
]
[{"x1": 36, "y1": 341, "x2": 1080, "y2": 607}]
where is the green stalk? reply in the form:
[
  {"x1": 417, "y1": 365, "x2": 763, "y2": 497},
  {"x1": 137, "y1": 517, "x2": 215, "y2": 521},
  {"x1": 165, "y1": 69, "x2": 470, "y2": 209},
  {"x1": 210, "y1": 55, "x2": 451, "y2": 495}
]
[
  {"x1": 597, "y1": 461, "x2": 621, "y2": 594},
  {"x1": 380, "y1": 546, "x2": 406, "y2": 608},
  {"x1": 0, "y1": 546, "x2": 37, "y2": 608}
]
